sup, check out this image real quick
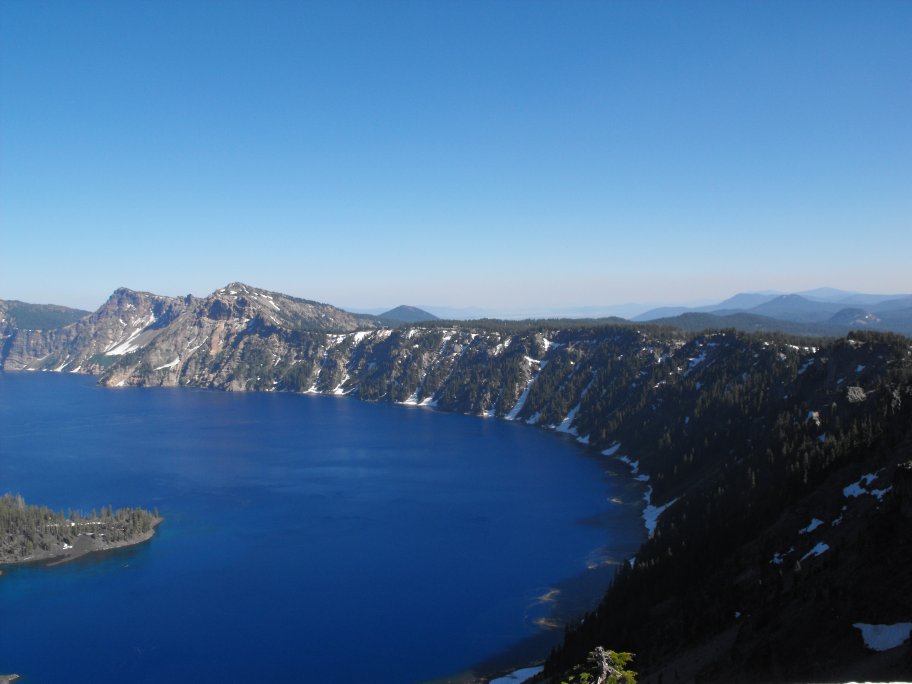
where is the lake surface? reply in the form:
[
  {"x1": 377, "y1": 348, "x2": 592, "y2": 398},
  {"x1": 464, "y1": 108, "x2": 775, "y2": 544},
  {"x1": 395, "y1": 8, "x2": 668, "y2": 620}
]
[{"x1": 0, "y1": 373, "x2": 644, "y2": 683}]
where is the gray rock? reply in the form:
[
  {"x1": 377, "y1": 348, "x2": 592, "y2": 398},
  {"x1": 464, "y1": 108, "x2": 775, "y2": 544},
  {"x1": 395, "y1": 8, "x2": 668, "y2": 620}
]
[{"x1": 846, "y1": 386, "x2": 867, "y2": 403}]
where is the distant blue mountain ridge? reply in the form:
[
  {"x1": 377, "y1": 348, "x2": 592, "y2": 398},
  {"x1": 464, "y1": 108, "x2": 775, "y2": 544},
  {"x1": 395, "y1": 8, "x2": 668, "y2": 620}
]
[{"x1": 633, "y1": 289, "x2": 912, "y2": 336}]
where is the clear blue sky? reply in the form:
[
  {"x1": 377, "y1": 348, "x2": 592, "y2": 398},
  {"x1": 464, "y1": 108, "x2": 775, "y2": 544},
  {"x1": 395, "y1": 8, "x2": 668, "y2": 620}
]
[{"x1": 1, "y1": 0, "x2": 910, "y2": 313}]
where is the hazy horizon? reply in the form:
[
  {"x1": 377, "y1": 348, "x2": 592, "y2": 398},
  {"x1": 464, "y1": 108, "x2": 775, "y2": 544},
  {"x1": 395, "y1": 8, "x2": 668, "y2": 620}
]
[
  {"x1": 2, "y1": 2, "x2": 909, "y2": 312},
  {"x1": 6, "y1": 280, "x2": 912, "y2": 323}
]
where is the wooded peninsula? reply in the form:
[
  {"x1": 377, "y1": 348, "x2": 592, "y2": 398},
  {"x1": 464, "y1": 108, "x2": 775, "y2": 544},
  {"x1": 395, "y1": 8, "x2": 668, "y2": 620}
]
[{"x1": 0, "y1": 493, "x2": 161, "y2": 567}]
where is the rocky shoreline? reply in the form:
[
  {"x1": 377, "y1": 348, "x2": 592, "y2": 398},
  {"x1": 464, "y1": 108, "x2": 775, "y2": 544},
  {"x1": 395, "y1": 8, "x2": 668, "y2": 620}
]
[{"x1": 0, "y1": 517, "x2": 162, "y2": 571}]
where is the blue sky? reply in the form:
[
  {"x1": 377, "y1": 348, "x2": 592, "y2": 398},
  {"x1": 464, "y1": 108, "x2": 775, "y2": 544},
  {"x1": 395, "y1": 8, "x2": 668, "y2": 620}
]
[{"x1": 1, "y1": 1, "x2": 910, "y2": 314}]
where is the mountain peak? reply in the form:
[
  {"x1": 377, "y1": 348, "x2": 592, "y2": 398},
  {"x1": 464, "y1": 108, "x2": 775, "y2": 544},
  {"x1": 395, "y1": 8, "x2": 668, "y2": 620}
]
[
  {"x1": 379, "y1": 305, "x2": 440, "y2": 323},
  {"x1": 218, "y1": 282, "x2": 257, "y2": 295}
]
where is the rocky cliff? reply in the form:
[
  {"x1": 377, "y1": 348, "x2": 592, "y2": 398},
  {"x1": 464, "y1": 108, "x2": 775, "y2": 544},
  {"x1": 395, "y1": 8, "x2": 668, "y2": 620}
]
[
  {"x1": 0, "y1": 283, "x2": 379, "y2": 377},
  {"x1": 1, "y1": 288, "x2": 193, "y2": 374}
]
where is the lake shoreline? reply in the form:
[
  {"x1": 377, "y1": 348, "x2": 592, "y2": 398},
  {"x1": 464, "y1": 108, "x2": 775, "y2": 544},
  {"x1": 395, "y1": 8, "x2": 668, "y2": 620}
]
[
  {"x1": 0, "y1": 518, "x2": 163, "y2": 571},
  {"x1": 464, "y1": 561, "x2": 620, "y2": 683},
  {"x1": 0, "y1": 371, "x2": 643, "y2": 682}
]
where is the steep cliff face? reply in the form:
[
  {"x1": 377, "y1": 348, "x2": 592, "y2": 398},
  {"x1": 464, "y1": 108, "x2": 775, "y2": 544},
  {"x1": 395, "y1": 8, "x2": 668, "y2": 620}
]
[
  {"x1": 96, "y1": 282, "x2": 382, "y2": 390},
  {"x1": 1, "y1": 288, "x2": 192, "y2": 373},
  {"x1": 0, "y1": 283, "x2": 379, "y2": 377}
]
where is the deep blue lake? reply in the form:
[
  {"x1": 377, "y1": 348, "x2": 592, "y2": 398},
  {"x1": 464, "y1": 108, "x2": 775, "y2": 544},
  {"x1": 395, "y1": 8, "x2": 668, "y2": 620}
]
[{"x1": 0, "y1": 372, "x2": 644, "y2": 683}]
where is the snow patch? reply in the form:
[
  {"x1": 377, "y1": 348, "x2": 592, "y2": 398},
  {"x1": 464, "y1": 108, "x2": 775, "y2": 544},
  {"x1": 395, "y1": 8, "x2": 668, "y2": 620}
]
[
  {"x1": 154, "y1": 357, "x2": 180, "y2": 371},
  {"x1": 800, "y1": 542, "x2": 830, "y2": 561},
  {"x1": 616, "y1": 455, "x2": 639, "y2": 474},
  {"x1": 399, "y1": 390, "x2": 420, "y2": 406},
  {"x1": 770, "y1": 546, "x2": 794, "y2": 565},
  {"x1": 601, "y1": 442, "x2": 621, "y2": 457},
  {"x1": 843, "y1": 473, "x2": 878, "y2": 498},
  {"x1": 332, "y1": 374, "x2": 351, "y2": 395},
  {"x1": 798, "y1": 359, "x2": 815, "y2": 374},
  {"x1": 555, "y1": 404, "x2": 580, "y2": 435},
  {"x1": 799, "y1": 518, "x2": 823, "y2": 535},
  {"x1": 685, "y1": 351, "x2": 706, "y2": 375},
  {"x1": 489, "y1": 665, "x2": 544, "y2": 684},
  {"x1": 853, "y1": 622, "x2": 912, "y2": 652},
  {"x1": 505, "y1": 371, "x2": 537, "y2": 421},
  {"x1": 106, "y1": 331, "x2": 144, "y2": 355},
  {"x1": 871, "y1": 486, "x2": 892, "y2": 501},
  {"x1": 642, "y1": 486, "x2": 678, "y2": 537}
]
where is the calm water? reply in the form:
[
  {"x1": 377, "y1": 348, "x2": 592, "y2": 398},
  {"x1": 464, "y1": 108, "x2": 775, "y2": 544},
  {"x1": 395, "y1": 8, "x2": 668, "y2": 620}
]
[{"x1": 0, "y1": 373, "x2": 643, "y2": 683}]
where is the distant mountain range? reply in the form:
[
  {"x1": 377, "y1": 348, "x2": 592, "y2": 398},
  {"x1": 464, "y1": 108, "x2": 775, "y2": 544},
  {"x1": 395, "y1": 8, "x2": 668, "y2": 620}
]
[
  {"x1": 379, "y1": 288, "x2": 912, "y2": 336},
  {"x1": 634, "y1": 290, "x2": 912, "y2": 337},
  {"x1": 2, "y1": 282, "x2": 911, "y2": 681}
]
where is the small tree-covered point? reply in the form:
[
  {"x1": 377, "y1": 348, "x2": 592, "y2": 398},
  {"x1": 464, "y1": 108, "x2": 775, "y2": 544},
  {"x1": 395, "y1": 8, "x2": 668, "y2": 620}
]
[
  {"x1": 0, "y1": 493, "x2": 162, "y2": 566},
  {"x1": 558, "y1": 647, "x2": 636, "y2": 684}
]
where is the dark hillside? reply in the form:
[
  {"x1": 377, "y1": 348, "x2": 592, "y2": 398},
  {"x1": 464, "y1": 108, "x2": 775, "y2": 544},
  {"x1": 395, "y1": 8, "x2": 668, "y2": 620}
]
[
  {"x1": 542, "y1": 331, "x2": 912, "y2": 683},
  {"x1": 0, "y1": 300, "x2": 90, "y2": 330}
]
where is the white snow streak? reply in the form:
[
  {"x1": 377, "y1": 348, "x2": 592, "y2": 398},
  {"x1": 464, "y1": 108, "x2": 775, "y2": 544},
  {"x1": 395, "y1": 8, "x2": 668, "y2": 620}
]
[
  {"x1": 799, "y1": 518, "x2": 824, "y2": 535},
  {"x1": 489, "y1": 666, "x2": 544, "y2": 684},
  {"x1": 555, "y1": 404, "x2": 580, "y2": 435},
  {"x1": 642, "y1": 486, "x2": 678, "y2": 537},
  {"x1": 399, "y1": 390, "x2": 420, "y2": 406},
  {"x1": 505, "y1": 382, "x2": 534, "y2": 420},
  {"x1": 685, "y1": 351, "x2": 707, "y2": 375},
  {"x1": 601, "y1": 442, "x2": 622, "y2": 457},
  {"x1": 154, "y1": 357, "x2": 180, "y2": 371},
  {"x1": 800, "y1": 542, "x2": 830, "y2": 561},
  {"x1": 332, "y1": 374, "x2": 351, "y2": 395}
]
